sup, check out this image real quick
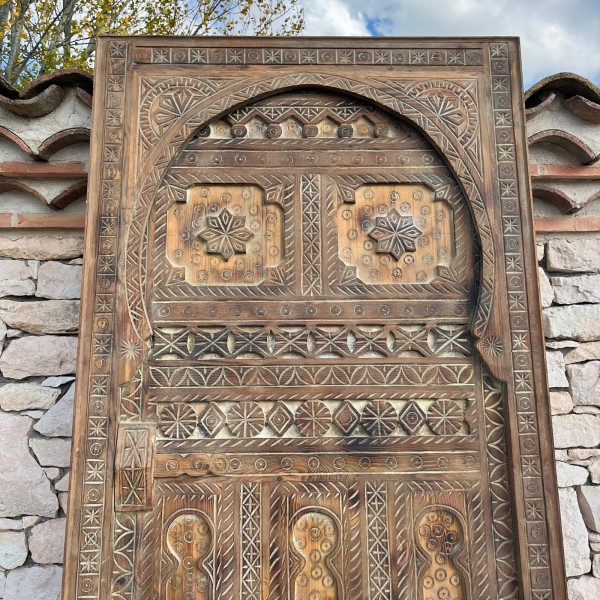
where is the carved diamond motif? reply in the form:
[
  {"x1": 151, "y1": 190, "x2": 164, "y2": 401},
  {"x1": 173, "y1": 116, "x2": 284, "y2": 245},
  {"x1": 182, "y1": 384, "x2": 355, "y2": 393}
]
[
  {"x1": 266, "y1": 402, "x2": 294, "y2": 436},
  {"x1": 197, "y1": 208, "x2": 254, "y2": 260},
  {"x1": 398, "y1": 400, "x2": 426, "y2": 435},
  {"x1": 333, "y1": 401, "x2": 361, "y2": 435},
  {"x1": 367, "y1": 207, "x2": 422, "y2": 260},
  {"x1": 199, "y1": 404, "x2": 225, "y2": 437}
]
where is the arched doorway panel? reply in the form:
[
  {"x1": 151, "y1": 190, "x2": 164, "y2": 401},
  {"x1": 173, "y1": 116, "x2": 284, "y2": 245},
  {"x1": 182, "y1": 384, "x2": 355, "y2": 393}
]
[{"x1": 123, "y1": 74, "x2": 506, "y2": 380}]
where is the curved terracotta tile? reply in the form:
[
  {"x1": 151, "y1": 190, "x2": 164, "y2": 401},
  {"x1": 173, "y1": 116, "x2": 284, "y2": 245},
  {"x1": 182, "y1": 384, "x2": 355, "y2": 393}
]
[
  {"x1": 0, "y1": 85, "x2": 66, "y2": 118},
  {"x1": 0, "y1": 178, "x2": 49, "y2": 207},
  {"x1": 38, "y1": 128, "x2": 91, "y2": 161},
  {"x1": 564, "y1": 95, "x2": 600, "y2": 124},
  {"x1": 0, "y1": 126, "x2": 35, "y2": 158},
  {"x1": 525, "y1": 71, "x2": 600, "y2": 105},
  {"x1": 50, "y1": 180, "x2": 88, "y2": 209},
  {"x1": 525, "y1": 91, "x2": 556, "y2": 119},
  {"x1": 528, "y1": 129, "x2": 597, "y2": 164},
  {"x1": 0, "y1": 68, "x2": 93, "y2": 116}
]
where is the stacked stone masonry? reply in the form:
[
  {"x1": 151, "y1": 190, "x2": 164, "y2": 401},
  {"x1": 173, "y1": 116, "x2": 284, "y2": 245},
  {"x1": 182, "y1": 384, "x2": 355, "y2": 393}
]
[{"x1": 0, "y1": 68, "x2": 600, "y2": 598}]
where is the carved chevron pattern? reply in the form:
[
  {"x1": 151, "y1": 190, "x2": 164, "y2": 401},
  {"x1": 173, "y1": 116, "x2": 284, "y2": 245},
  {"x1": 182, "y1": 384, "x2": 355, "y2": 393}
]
[
  {"x1": 482, "y1": 373, "x2": 519, "y2": 600},
  {"x1": 394, "y1": 483, "x2": 413, "y2": 600},
  {"x1": 216, "y1": 483, "x2": 235, "y2": 600},
  {"x1": 149, "y1": 362, "x2": 474, "y2": 389},
  {"x1": 110, "y1": 514, "x2": 136, "y2": 600}
]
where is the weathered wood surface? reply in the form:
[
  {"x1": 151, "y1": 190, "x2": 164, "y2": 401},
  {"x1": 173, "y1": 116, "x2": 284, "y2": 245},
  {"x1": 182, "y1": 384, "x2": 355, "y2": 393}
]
[{"x1": 63, "y1": 37, "x2": 567, "y2": 600}]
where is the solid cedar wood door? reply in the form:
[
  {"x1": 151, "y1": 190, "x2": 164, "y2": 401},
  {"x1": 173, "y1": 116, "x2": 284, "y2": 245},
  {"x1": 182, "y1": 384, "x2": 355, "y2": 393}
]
[{"x1": 64, "y1": 37, "x2": 567, "y2": 600}]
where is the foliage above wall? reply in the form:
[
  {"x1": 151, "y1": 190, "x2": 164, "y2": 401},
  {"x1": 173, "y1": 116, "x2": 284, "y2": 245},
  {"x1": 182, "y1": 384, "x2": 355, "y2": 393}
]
[{"x1": 0, "y1": 0, "x2": 305, "y2": 86}]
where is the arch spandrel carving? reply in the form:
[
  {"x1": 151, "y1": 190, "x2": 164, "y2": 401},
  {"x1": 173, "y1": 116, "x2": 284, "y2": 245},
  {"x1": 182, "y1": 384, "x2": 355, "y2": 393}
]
[{"x1": 64, "y1": 38, "x2": 567, "y2": 600}]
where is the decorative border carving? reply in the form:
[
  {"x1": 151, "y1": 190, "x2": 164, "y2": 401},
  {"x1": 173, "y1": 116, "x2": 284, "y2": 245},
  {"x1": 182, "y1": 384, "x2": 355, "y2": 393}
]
[
  {"x1": 133, "y1": 46, "x2": 484, "y2": 67},
  {"x1": 482, "y1": 371, "x2": 519, "y2": 599},
  {"x1": 487, "y1": 41, "x2": 554, "y2": 598},
  {"x1": 301, "y1": 174, "x2": 323, "y2": 295},
  {"x1": 71, "y1": 40, "x2": 127, "y2": 600},
  {"x1": 111, "y1": 514, "x2": 136, "y2": 600},
  {"x1": 365, "y1": 482, "x2": 392, "y2": 600}
]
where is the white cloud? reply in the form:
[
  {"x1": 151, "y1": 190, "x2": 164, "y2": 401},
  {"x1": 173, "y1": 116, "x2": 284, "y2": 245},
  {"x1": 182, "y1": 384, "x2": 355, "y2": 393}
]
[
  {"x1": 304, "y1": 0, "x2": 370, "y2": 36},
  {"x1": 301, "y1": 0, "x2": 600, "y2": 88}
]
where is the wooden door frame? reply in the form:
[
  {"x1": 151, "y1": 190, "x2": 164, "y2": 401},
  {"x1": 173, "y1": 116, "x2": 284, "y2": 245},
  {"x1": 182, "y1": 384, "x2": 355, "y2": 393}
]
[{"x1": 63, "y1": 36, "x2": 567, "y2": 600}]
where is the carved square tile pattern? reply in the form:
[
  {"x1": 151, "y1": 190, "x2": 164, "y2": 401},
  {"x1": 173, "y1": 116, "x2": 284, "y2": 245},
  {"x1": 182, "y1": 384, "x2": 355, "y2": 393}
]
[
  {"x1": 166, "y1": 184, "x2": 284, "y2": 286},
  {"x1": 336, "y1": 183, "x2": 453, "y2": 285}
]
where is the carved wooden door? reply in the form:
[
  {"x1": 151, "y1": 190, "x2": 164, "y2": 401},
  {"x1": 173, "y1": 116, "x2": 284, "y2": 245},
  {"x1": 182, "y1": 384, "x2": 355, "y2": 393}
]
[{"x1": 64, "y1": 38, "x2": 567, "y2": 600}]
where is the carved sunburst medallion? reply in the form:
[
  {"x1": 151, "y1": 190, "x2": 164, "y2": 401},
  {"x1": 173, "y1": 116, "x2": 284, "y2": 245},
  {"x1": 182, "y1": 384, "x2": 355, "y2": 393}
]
[
  {"x1": 367, "y1": 207, "x2": 423, "y2": 260},
  {"x1": 197, "y1": 208, "x2": 254, "y2": 260}
]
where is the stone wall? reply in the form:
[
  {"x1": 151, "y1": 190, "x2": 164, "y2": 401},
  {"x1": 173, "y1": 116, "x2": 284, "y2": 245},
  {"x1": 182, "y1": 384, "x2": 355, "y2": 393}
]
[
  {"x1": 0, "y1": 241, "x2": 82, "y2": 599},
  {"x1": 527, "y1": 73, "x2": 600, "y2": 599},
  {"x1": 0, "y1": 70, "x2": 599, "y2": 599},
  {"x1": 0, "y1": 70, "x2": 90, "y2": 599}
]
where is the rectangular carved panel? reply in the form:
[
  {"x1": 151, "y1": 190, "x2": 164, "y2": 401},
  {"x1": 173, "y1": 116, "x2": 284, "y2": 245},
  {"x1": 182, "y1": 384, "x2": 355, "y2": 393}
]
[
  {"x1": 115, "y1": 423, "x2": 155, "y2": 511},
  {"x1": 64, "y1": 38, "x2": 567, "y2": 600}
]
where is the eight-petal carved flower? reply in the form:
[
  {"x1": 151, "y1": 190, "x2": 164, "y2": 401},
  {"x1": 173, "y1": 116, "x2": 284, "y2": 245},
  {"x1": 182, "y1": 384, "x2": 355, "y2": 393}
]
[
  {"x1": 367, "y1": 208, "x2": 423, "y2": 260},
  {"x1": 198, "y1": 208, "x2": 254, "y2": 261}
]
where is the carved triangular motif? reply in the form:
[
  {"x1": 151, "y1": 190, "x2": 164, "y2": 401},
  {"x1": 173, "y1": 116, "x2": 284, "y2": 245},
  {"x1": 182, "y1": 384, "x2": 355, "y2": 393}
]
[
  {"x1": 265, "y1": 184, "x2": 285, "y2": 206},
  {"x1": 265, "y1": 265, "x2": 286, "y2": 286},
  {"x1": 339, "y1": 264, "x2": 359, "y2": 285}
]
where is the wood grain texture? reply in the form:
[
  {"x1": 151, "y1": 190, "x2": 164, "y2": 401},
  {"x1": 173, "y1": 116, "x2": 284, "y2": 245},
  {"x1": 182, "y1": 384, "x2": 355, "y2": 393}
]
[{"x1": 63, "y1": 37, "x2": 567, "y2": 600}]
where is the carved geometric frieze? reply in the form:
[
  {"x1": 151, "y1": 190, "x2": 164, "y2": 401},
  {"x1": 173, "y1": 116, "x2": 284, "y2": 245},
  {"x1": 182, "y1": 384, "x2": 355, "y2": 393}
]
[
  {"x1": 151, "y1": 398, "x2": 472, "y2": 440},
  {"x1": 336, "y1": 183, "x2": 454, "y2": 285},
  {"x1": 166, "y1": 183, "x2": 284, "y2": 286},
  {"x1": 151, "y1": 323, "x2": 472, "y2": 361}
]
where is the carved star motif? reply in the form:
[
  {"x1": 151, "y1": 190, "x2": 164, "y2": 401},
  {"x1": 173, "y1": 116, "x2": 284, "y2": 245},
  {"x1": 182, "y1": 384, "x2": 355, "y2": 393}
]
[
  {"x1": 367, "y1": 208, "x2": 422, "y2": 260},
  {"x1": 197, "y1": 208, "x2": 254, "y2": 261}
]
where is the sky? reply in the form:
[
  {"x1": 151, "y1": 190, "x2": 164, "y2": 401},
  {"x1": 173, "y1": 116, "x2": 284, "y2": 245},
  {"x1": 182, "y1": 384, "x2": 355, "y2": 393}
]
[{"x1": 301, "y1": 0, "x2": 600, "y2": 90}]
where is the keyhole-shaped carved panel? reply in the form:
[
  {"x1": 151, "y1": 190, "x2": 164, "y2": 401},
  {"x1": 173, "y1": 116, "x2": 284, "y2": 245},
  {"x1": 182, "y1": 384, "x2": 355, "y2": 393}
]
[
  {"x1": 291, "y1": 511, "x2": 341, "y2": 600},
  {"x1": 416, "y1": 508, "x2": 466, "y2": 600},
  {"x1": 165, "y1": 512, "x2": 212, "y2": 600}
]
